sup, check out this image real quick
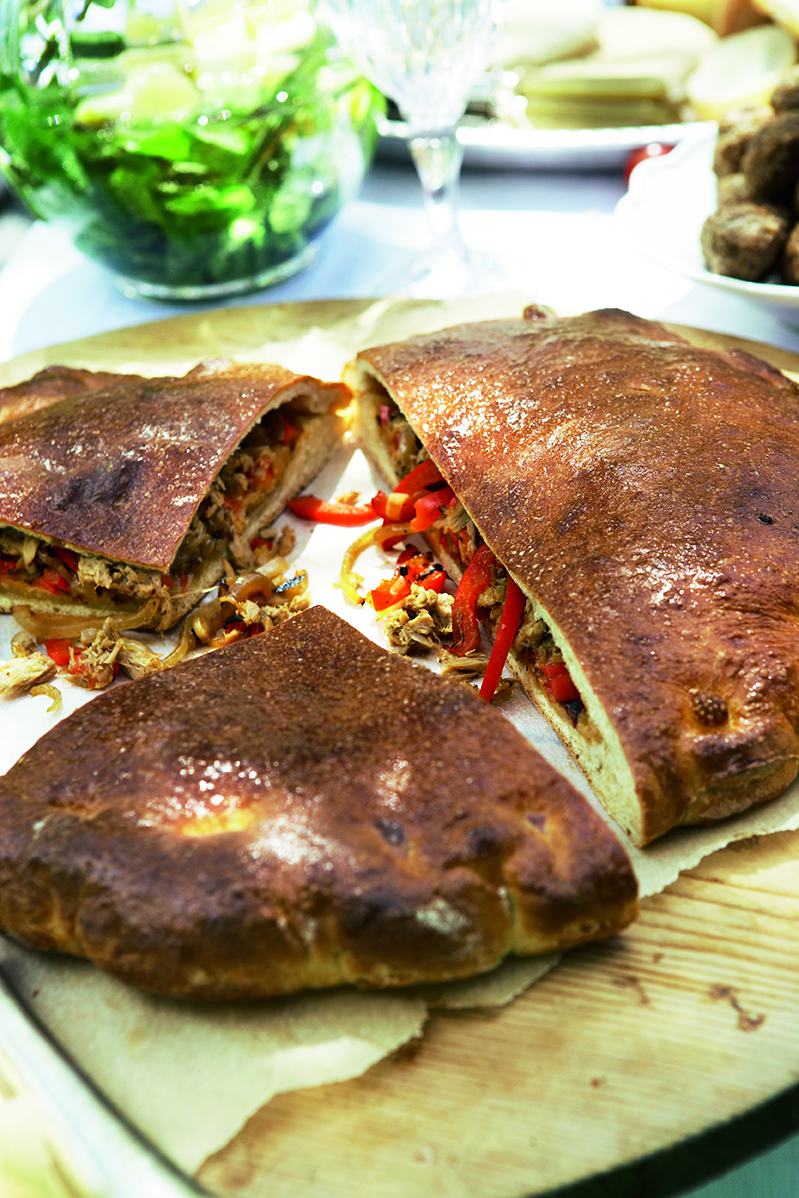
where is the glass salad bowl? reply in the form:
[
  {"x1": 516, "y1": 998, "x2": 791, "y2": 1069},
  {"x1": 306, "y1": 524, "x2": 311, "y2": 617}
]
[{"x1": 0, "y1": 0, "x2": 383, "y2": 299}]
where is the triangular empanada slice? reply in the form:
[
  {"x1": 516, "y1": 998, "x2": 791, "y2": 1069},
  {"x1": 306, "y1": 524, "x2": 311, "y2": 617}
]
[{"x1": 0, "y1": 606, "x2": 637, "y2": 999}]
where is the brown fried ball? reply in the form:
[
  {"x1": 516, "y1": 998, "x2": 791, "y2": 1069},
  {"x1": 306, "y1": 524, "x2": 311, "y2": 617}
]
[
  {"x1": 781, "y1": 224, "x2": 799, "y2": 284},
  {"x1": 713, "y1": 106, "x2": 774, "y2": 177},
  {"x1": 742, "y1": 111, "x2": 799, "y2": 203},
  {"x1": 701, "y1": 201, "x2": 791, "y2": 281},
  {"x1": 717, "y1": 172, "x2": 754, "y2": 206},
  {"x1": 771, "y1": 66, "x2": 799, "y2": 114}
]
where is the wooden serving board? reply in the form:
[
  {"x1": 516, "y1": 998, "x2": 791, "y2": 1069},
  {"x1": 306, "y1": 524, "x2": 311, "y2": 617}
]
[
  {"x1": 3, "y1": 300, "x2": 799, "y2": 1198},
  {"x1": 200, "y1": 830, "x2": 799, "y2": 1198}
]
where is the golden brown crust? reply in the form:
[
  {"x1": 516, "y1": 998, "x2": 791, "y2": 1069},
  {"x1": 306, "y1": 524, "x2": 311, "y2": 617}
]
[
  {"x1": 352, "y1": 308, "x2": 799, "y2": 843},
  {"x1": 0, "y1": 606, "x2": 637, "y2": 999},
  {"x1": 0, "y1": 360, "x2": 345, "y2": 570},
  {"x1": 0, "y1": 366, "x2": 145, "y2": 424}
]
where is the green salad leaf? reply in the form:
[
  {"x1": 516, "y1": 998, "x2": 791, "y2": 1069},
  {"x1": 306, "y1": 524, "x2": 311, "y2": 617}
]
[{"x1": 0, "y1": 1, "x2": 384, "y2": 293}]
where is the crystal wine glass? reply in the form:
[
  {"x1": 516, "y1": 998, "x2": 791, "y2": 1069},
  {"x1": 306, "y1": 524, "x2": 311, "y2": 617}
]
[{"x1": 319, "y1": 0, "x2": 510, "y2": 298}]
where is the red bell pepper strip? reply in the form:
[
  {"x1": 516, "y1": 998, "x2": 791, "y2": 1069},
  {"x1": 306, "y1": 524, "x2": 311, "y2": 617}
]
[
  {"x1": 550, "y1": 672, "x2": 580, "y2": 703},
  {"x1": 540, "y1": 661, "x2": 581, "y2": 703},
  {"x1": 416, "y1": 565, "x2": 446, "y2": 593},
  {"x1": 53, "y1": 547, "x2": 78, "y2": 571},
  {"x1": 410, "y1": 486, "x2": 455, "y2": 532},
  {"x1": 288, "y1": 495, "x2": 378, "y2": 525},
  {"x1": 381, "y1": 530, "x2": 410, "y2": 552},
  {"x1": 36, "y1": 567, "x2": 71, "y2": 595},
  {"x1": 370, "y1": 462, "x2": 449, "y2": 541},
  {"x1": 479, "y1": 577, "x2": 526, "y2": 702},
  {"x1": 370, "y1": 493, "x2": 411, "y2": 549},
  {"x1": 45, "y1": 638, "x2": 124, "y2": 687},
  {"x1": 371, "y1": 488, "x2": 409, "y2": 546},
  {"x1": 45, "y1": 639, "x2": 81, "y2": 668},
  {"x1": 384, "y1": 490, "x2": 420, "y2": 523},
  {"x1": 370, "y1": 578, "x2": 407, "y2": 611},
  {"x1": 397, "y1": 553, "x2": 446, "y2": 592},
  {"x1": 368, "y1": 551, "x2": 447, "y2": 611},
  {"x1": 450, "y1": 543, "x2": 497, "y2": 656},
  {"x1": 378, "y1": 464, "x2": 445, "y2": 522},
  {"x1": 278, "y1": 415, "x2": 301, "y2": 446},
  {"x1": 0, "y1": 556, "x2": 17, "y2": 576},
  {"x1": 395, "y1": 460, "x2": 443, "y2": 493}
]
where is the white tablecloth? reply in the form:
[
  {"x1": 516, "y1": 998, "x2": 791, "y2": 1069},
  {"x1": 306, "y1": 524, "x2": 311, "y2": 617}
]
[
  {"x1": 1, "y1": 158, "x2": 799, "y2": 1198},
  {"x1": 3, "y1": 162, "x2": 799, "y2": 363}
]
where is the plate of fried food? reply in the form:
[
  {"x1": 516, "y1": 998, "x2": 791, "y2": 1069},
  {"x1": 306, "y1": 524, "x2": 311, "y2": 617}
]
[{"x1": 616, "y1": 63, "x2": 799, "y2": 317}]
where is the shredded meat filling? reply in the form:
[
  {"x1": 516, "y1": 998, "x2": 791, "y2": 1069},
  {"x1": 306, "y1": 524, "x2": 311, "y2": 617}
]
[
  {"x1": 0, "y1": 403, "x2": 308, "y2": 621},
  {"x1": 383, "y1": 585, "x2": 454, "y2": 655},
  {"x1": 375, "y1": 397, "x2": 585, "y2": 721},
  {"x1": 0, "y1": 652, "x2": 57, "y2": 697}
]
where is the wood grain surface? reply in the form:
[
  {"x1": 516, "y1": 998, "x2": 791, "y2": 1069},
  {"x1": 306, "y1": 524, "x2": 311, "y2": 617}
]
[
  {"x1": 197, "y1": 831, "x2": 799, "y2": 1198},
  {"x1": 3, "y1": 301, "x2": 799, "y2": 1198}
]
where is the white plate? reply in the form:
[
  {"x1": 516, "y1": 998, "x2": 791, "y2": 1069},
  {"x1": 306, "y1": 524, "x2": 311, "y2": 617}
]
[
  {"x1": 378, "y1": 115, "x2": 714, "y2": 172},
  {"x1": 615, "y1": 125, "x2": 799, "y2": 317}
]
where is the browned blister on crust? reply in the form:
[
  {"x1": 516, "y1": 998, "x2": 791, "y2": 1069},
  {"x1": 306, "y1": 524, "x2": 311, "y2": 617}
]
[
  {"x1": 351, "y1": 308, "x2": 799, "y2": 844},
  {"x1": 0, "y1": 606, "x2": 637, "y2": 999}
]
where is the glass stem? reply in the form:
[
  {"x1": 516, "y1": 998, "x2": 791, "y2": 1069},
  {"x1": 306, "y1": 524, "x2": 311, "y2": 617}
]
[{"x1": 407, "y1": 128, "x2": 467, "y2": 257}]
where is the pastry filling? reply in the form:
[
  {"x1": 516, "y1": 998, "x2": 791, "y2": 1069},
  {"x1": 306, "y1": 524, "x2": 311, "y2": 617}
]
[
  {"x1": 0, "y1": 402, "x2": 313, "y2": 628},
  {"x1": 371, "y1": 389, "x2": 586, "y2": 726}
]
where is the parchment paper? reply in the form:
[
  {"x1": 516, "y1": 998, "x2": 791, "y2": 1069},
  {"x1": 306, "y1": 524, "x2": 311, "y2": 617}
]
[{"x1": 1, "y1": 294, "x2": 797, "y2": 1180}]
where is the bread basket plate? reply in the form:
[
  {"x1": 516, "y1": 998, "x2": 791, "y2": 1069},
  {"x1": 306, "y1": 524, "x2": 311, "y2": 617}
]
[{"x1": 615, "y1": 124, "x2": 799, "y2": 320}]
